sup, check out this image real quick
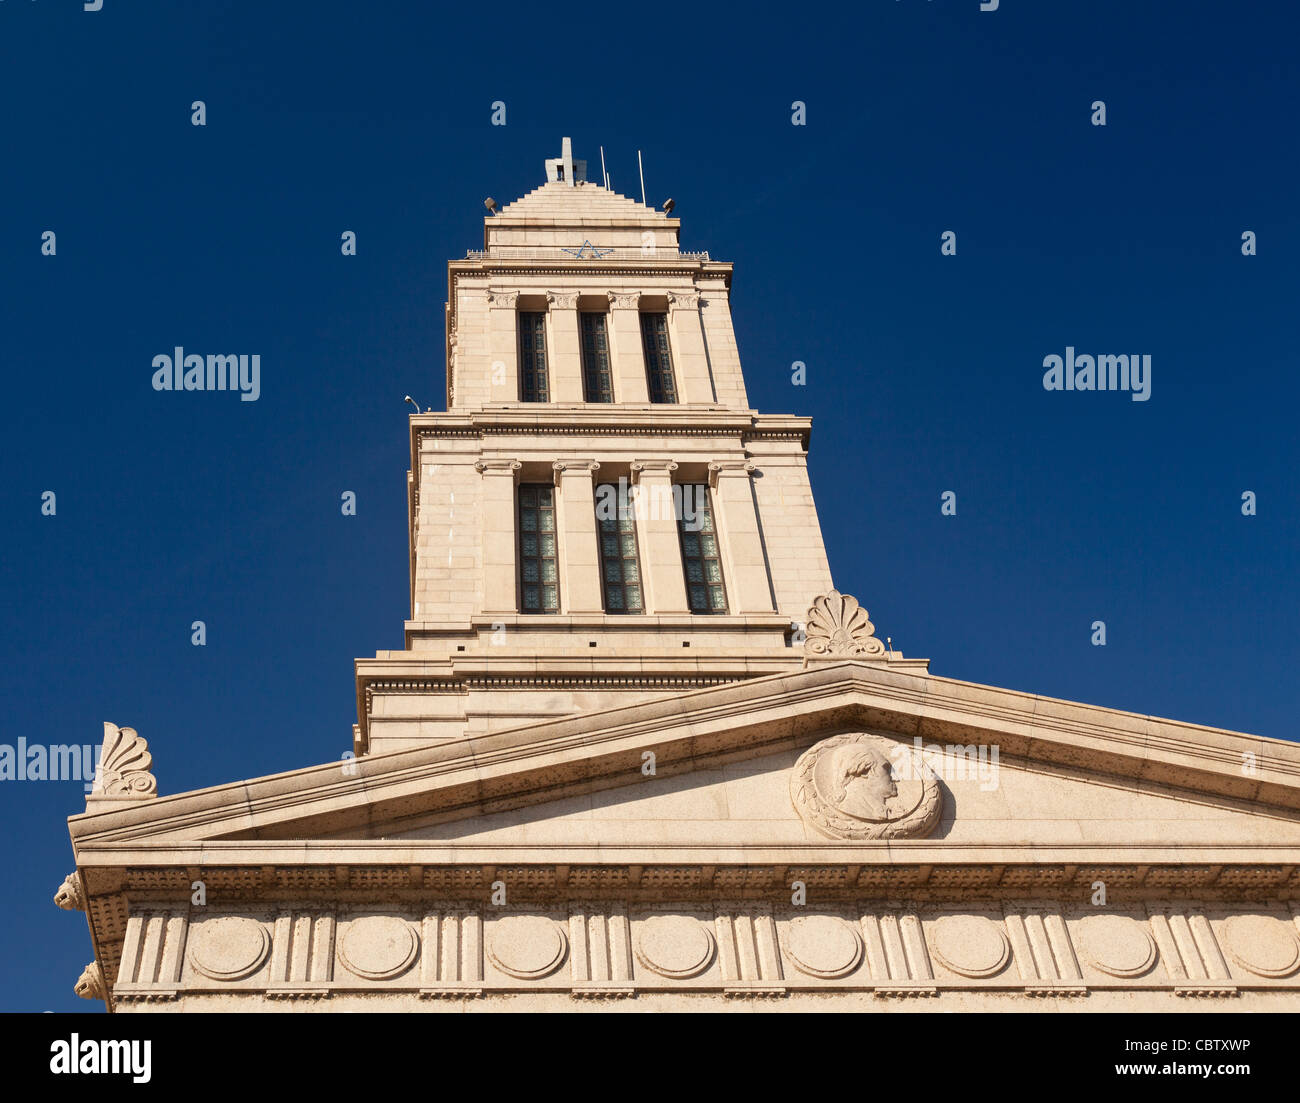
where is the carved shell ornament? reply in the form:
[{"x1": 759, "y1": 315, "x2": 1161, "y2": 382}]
[
  {"x1": 804, "y1": 591, "x2": 886, "y2": 657},
  {"x1": 791, "y1": 733, "x2": 943, "y2": 840},
  {"x1": 94, "y1": 723, "x2": 157, "y2": 797}
]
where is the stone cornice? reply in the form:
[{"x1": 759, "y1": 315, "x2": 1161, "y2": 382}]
[
  {"x1": 72, "y1": 843, "x2": 1300, "y2": 905},
  {"x1": 76, "y1": 840, "x2": 1300, "y2": 865},
  {"x1": 458, "y1": 613, "x2": 793, "y2": 630},
  {"x1": 407, "y1": 413, "x2": 811, "y2": 484},
  {"x1": 428, "y1": 408, "x2": 759, "y2": 431},
  {"x1": 379, "y1": 642, "x2": 800, "y2": 686},
  {"x1": 69, "y1": 662, "x2": 1300, "y2": 854}
]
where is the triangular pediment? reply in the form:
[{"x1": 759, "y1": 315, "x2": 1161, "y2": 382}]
[
  {"x1": 68, "y1": 661, "x2": 1300, "y2": 854},
  {"x1": 370, "y1": 740, "x2": 1300, "y2": 849}
]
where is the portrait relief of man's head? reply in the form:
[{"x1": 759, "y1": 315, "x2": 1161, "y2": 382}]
[
  {"x1": 826, "y1": 744, "x2": 898, "y2": 821},
  {"x1": 793, "y1": 734, "x2": 943, "y2": 840}
]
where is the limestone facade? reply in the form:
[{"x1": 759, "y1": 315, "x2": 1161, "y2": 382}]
[
  {"x1": 367, "y1": 148, "x2": 836, "y2": 754},
  {"x1": 61, "y1": 140, "x2": 1300, "y2": 1012}
]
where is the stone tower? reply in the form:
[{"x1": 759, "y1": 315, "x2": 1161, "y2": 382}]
[
  {"x1": 61, "y1": 140, "x2": 1300, "y2": 1012},
  {"x1": 356, "y1": 137, "x2": 877, "y2": 758}
]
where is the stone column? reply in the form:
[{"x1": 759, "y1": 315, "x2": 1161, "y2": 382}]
[
  {"x1": 668, "y1": 290, "x2": 715, "y2": 404},
  {"x1": 607, "y1": 291, "x2": 650, "y2": 404},
  {"x1": 547, "y1": 292, "x2": 583, "y2": 403},
  {"x1": 475, "y1": 459, "x2": 521, "y2": 614},
  {"x1": 553, "y1": 460, "x2": 603, "y2": 613},
  {"x1": 486, "y1": 290, "x2": 519, "y2": 403},
  {"x1": 708, "y1": 461, "x2": 775, "y2": 614},
  {"x1": 630, "y1": 460, "x2": 688, "y2": 613}
]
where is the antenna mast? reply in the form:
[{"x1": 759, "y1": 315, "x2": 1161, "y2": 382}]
[
  {"x1": 637, "y1": 149, "x2": 646, "y2": 205},
  {"x1": 600, "y1": 145, "x2": 609, "y2": 189}
]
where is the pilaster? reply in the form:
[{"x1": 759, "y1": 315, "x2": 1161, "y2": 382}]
[
  {"x1": 546, "y1": 293, "x2": 583, "y2": 403},
  {"x1": 553, "y1": 460, "x2": 603, "y2": 613},
  {"x1": 709, "y1": 461, "x2": 776, "y2": 614},
  {"x1": 486, "y1": 290, "x2": 519, "y2": 403},
  {"x1": 668, "y1": 290, "x2": 715, "y2": 404},
  {"x1": 607, "y1": 292, "x2": 650, "y2": 404},
  {"x1": 475, "y1": 459, "x2": 522, "y2": 614},
  {"x1": 630, "y1": 460, "x2": 688, "y2": 613}
]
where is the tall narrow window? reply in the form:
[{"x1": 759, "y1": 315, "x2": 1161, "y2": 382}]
[
  {"x1": 595, "y1": 484, "x2": 643, "y2": 613},
  {"x1": 640, "y1": 312, "x2": 678, "y2": 403},
  {"x1": 518, "y1": 484, "x2": 559, "y2": 613},
  {"x1": 677, "y1": 485, "x2": 727, "y2": 613},
  {"x1": 518, "y1": 312, "x2": 549, "y2": 402},
  {"x1": 579, "y1": 313, "x2": 614, "y2": 403}
]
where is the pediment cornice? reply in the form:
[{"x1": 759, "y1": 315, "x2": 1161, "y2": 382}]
[
  {"x1": 68, "y1": 662, "x2": 1300, "y2": 852},
  {"x1": 73, "y1": 841, "x2": 1300, "y2": 912}
]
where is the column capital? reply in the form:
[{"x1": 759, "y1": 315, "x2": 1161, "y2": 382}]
[
  {"x1": 629, "y1": 460, "x2": 678, "y2": 483},
  {"x1": 546, "y1": 291, "x2": 580, "y2": 310},
  {"x1": 475, "y1": 459, "x2": 523, "y2": 480},
  {"x1": 551, "y1": 459, "x2": 600, "y2": 483},
  {"x1": 708, "y1": 460, "x2": 757, "y2": 488},
  {"x1": 607, "y1": 290, "x2": 642, "y2": 310},
  {"x1": 486, "y1": 290, "x2": 520, "y2": 308},
  {"x1": 667, "y1": 290, "x2": 701, "y2": 311}
]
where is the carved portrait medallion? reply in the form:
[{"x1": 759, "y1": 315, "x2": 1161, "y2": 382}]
[{"x1": 791, "y1": 733, "x2": 942, "y2": 840}]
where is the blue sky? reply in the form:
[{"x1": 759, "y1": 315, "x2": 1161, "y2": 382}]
[{"x1": 2, "y1": 1, "x2": 1297, "y2": 1011}]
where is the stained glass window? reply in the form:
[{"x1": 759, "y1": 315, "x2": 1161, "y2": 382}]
[
  {"x1": 677, "y1": 485, "x2": 727, "y2": 613},
  {"x1": 595, "y1": 483, "x2": 643, "y2": 613},
  {"x1": 640, "y1": 312, "x2": 677, "y2": 404},
  {"x1": 518, "y1": 312, "x2": 549, "y2": 402},
  {"x1": 518, "y1": 484, "x2": 559, "y2": 613},
  {"x1": 580, "y1": 313, "x2": 614, "y2": 403}
]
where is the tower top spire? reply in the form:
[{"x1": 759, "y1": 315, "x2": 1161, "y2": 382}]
[{"x1": 544, "y1": 136, "x2": 587, "y2": 186}]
